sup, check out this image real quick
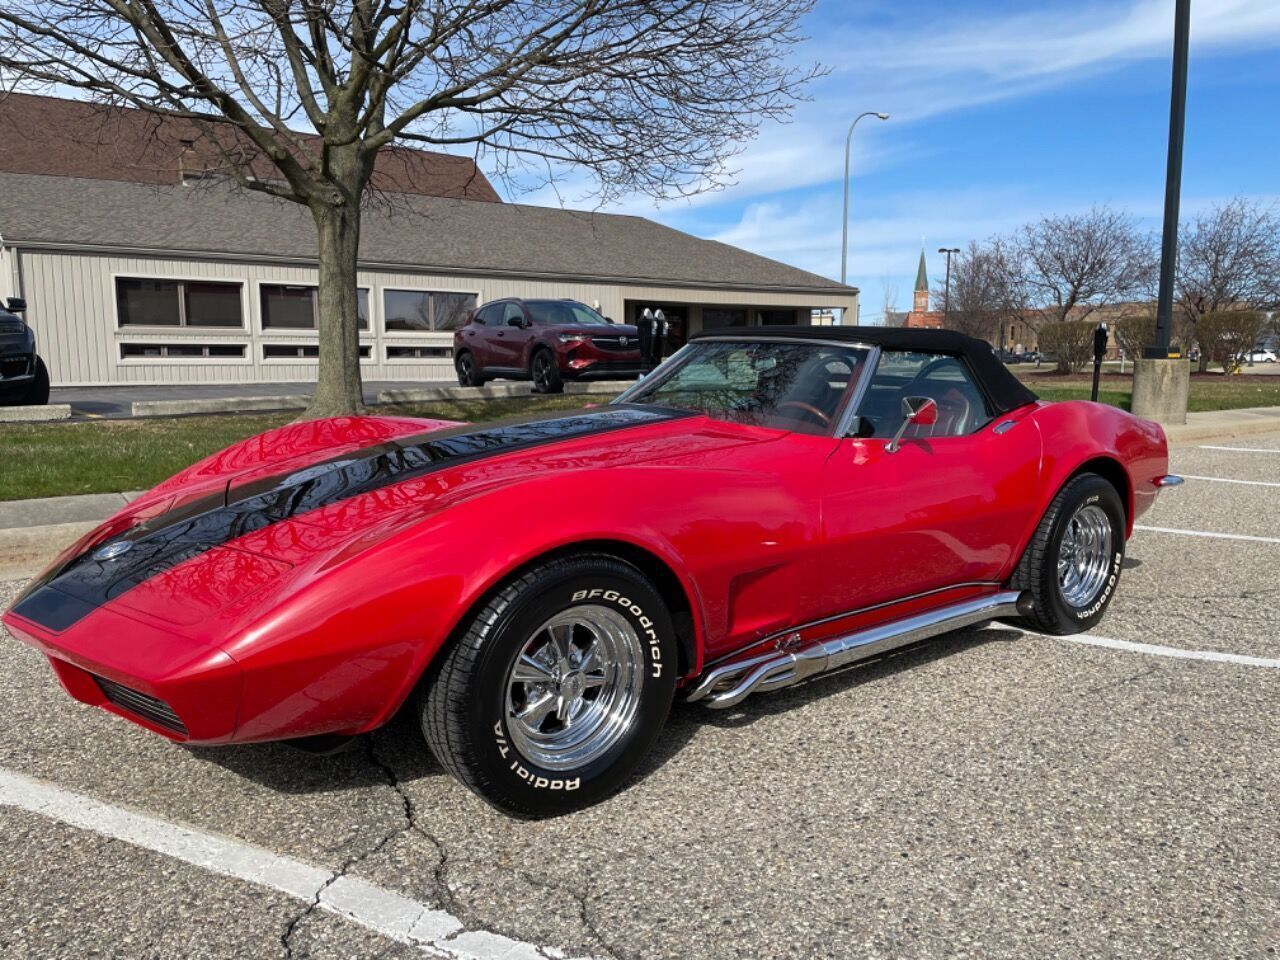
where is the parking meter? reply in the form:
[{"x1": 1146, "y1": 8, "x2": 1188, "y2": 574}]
[
  {"x1": 1090, "y1": 321, "x2": 1108, "y2": 402},
  {"x1": 650, "y1": 309, "x2": 668, "y2": 369},
  {"x1": 637, "y1": 309, "x2": 655, "y2": 371}
]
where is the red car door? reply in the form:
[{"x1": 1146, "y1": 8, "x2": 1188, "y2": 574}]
[
  {"x1": 463, "y1": 302, "x2": 503, "y2": 369},
  {"x1": 816, "y1": 351, "x2": 1042, "y2": 620},
  {"x1": 490, "y1": 301, "x2": 534, "y2": 370}
]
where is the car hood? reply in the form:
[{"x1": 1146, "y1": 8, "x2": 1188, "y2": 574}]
[{"x1": 6, "y1": 405, "x2": 779, "y2": 637}]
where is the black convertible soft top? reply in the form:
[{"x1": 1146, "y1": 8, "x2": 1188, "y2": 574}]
[{"x1": 691, "y1": 324, "x2": 1039, "y2": 416}]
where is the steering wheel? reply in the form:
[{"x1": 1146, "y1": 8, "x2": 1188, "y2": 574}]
[
  {"x1": 776, "y1": 400, "x2": 831, "y2": 427},
  {"x1": 911, "y1": 356, "x2": 963, "y2": 384}
]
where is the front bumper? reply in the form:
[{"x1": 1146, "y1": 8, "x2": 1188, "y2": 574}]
[{"x1": 2, "y1": 604, "x2": 241, "y2": 743}]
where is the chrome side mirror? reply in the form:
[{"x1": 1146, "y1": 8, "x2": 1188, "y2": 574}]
[{"x1": 886, "y1": 396, "x2": 938, "y2": 453}]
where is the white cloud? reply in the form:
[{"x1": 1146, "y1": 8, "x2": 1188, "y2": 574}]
[{"x1": 501, "y1": 0, "x2": 1280, "y2": 216}]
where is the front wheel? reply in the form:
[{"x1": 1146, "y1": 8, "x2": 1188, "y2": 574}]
[
  {"x1": 1010, "y1": 472, "x2": 1126, "y2": 634},
  {"x1": 24, "y1": 357, "x2": 50, "y2": 405},
  {"x1": 530, "y1": 349, "x2": 564, "y2": 394},
  {"x1": 422, "y1": 554, "x2": 677, "y2": 816}
]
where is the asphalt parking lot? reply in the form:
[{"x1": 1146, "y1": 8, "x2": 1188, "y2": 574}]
[{"x1": 2, "y1": 435, "x2": 1278, "y2": 960}]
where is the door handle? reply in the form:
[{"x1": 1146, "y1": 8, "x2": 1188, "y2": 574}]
[{"x1": 994, "y1": 419, "x2": 1017, "y2": 434}]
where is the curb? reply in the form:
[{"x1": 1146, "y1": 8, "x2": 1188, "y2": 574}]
[
  {"x1": 377, "y1": 383, "x2": 532, "y2": 403},
  {"x1": 0, "y1": 403, "x2": 72, "y2": 422},
  {"x1": 1163, "y1": 406, "x2": 1280, "y2": 445},
  {"x1": 130, "y1": 396, "x2": 310, "y2": 417},
  {"x1": 0, "y1": 491, "x2": 144, "y2": 531},
  {"x1": 377, "y1": 380, "x2": 631, "y2": 404},
  {"x1": 0, "y1": 521, "x2": 99, "y2": 580}
]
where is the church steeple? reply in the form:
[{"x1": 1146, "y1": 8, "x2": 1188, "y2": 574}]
[{"x1": 913, "y1": 247, "x2": 929, "y2": 312}]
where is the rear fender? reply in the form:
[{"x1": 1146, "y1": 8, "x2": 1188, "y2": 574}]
[{"x1": 1008, "y1": 402, "x2": 1168, "y2": 573}]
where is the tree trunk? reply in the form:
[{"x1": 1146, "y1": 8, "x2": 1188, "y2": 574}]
[{"x1": 305, "y1": 195, "x2": 365, "y2": 419}]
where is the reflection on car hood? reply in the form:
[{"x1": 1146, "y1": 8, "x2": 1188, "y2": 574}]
[{"x1": 10, "y1": 405, "x2": 714, "y2": 632}]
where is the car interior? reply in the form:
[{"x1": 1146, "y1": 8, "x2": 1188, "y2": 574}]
[{"x1": 853, "y1": 352, "x2": 992, "y2": 440}]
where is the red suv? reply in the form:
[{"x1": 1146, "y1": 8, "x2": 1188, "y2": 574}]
[{"x1": 453, "y1": 298, "x2": 644, "y2": 393}]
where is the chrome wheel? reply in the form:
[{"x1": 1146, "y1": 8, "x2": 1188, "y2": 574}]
[
  {"x1": 456, "y1": 354, "x2": 474, "y2": 385},
  {"x1": 1057, "y1": 503, "x2": 1113, "y2": 607},
  {"x1": 504, "y1": 605, "x2": 645, "y2": 771}
]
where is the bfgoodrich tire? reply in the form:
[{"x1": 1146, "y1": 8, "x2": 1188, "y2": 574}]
[
  {"x1": 1010, "y1": 472, "x2": 1126, "y2": 635},
  {"x1": 422, "y1": 554, "x2": 677, "y2": 816}
]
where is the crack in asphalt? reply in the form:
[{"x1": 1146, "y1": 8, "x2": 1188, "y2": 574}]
[
  {"x1": 280, "y1": 737, "x2": 449, "y2": 959},
  {"x1": 516, "y1": 868, "x2": 625, "y2": 960},
  {"x1": 282, "y1": 734, "x2": 583, "y2": 958}
]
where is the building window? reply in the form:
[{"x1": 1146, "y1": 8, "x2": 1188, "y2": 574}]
[
  {"x1": 263, "y1": 343, "x2": 371, "y2": 359},
  {"x1": 703, "y1": 308, "x2": 748, "y2": 327},
  {"x1": 116, "y1": 278, "x2": 243, "y2": 328},
  {"x1": 759, "y1": 309, "x2": 797, "y2": 326},
  {"x1": 382, "y1": 289, "x2": 477, "y2": 332},
  {"x1": 120, "y1": 343, "x2": 246, "y2": 359},
  {"x1": 261, "y1": 284, "x2": 369, "y2": 330},
  {"x1": 387, "y1": 345, "x2": 451, "y2": 360}
]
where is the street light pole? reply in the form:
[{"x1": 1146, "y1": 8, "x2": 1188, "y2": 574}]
[
  {"x1": 841, "y1": 111, "x2": 889, "y2": 293},
  {"x1": 1147, "y1": 0, "x2": 1191, "y2": 358},
  {"x1": 939, "y1": 247, "x2": 960, "y2": 328}
]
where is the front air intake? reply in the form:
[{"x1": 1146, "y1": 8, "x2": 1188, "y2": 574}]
[{"x1": 95, "y1": 677, "x2": 188, "y2": 736}]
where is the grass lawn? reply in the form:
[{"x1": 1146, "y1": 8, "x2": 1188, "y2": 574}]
[
  {"x1": 1021, "y1": 372, "x2": 1280, "y2": 413},
  {"x1": 0, "y1": 394, "x2": 604, "y2": 502}
]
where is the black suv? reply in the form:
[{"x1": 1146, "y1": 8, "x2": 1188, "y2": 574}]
[{"x1": 0, "y1": 298, "x2": 50, "y2": 406}]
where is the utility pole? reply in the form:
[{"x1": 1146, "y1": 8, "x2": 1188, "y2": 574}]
[
  {"x1": 939, "y1": 247, "x2": 960, "y2": 328},
  {"x1": 1132, "y1": 0, "x2": 1192, "y2": 425},
  {"x1": 840, "y1": 111, "x2": 889, "y2": 287},
  {"x1": 1147, "y1": 0, "x2": 1190, "y2": 358}
]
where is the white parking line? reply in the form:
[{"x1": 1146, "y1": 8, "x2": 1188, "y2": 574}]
[
  {"x1": 1051, "y1": 633, "x2": 1280, "y2": 669},
  {"x1": 0, "y1": 768, "x2": 588, "y2": 960},
  {"x1": 1134, "y1": 524, "x2": 1280, "y2": 544},
  {"x1": 1198, "y1": 444, "x2": 1280, "y2": 454},
  {"x1": 1179, "y1": 474, "x2": 1280, "y2": 488}
]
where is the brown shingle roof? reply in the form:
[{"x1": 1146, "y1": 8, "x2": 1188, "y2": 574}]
[
  {"x1": 0, "y1": 92, "x2": 501, "y2": 203},
  {"x1": 0, "y1": 172, "x2": 851, "y2": 294}
]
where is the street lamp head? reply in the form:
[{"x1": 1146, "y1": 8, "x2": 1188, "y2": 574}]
[{"x1": 876, "y1": 112, "x2": 890, "y2": 120}]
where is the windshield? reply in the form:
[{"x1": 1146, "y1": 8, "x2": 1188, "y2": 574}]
[
  {"x1": 525, "y1": 300, "x2": 611, "y2": 326},
  {"x1": 620, "y1": 339, "x2": 870, "y2": 435}
]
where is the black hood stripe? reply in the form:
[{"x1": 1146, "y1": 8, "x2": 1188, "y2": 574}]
[{"x1": 12, "y1": 405, "x2": 689, "y2": 632}]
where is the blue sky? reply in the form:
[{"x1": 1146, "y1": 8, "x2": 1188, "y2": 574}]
[{"x1": 518, "y1": 0, "x2": 1280, "y2": 323}]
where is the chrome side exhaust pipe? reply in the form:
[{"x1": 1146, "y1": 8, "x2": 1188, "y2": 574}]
[{"x1": 686, "y1": 590, "x2": 1029, "y2": 710}]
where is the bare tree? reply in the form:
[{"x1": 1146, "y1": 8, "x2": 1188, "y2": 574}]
[
  {"x1": 1176, "y1": 198, "x2": 1280, "y2": 371},
  {"x1": 931, "y1": 240, "x2": 1010, "y2": 342},
  {"x1": 879, "y1": 276, "x2": 901, "y2": 327},
  {"x1": 993, "y1": 208, "x2": 1152, "y2": 371},
  {"x1": 1, "y1": 0, "x2": 818, "y2": 416}
]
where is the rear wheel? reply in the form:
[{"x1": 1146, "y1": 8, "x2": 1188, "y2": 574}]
[
  {"x1": 455, "y1": 351, "x2": 483, "y2": 387},
  {"x1": 1010, "y1": 472, "x2": 1126, "y2": 634},
  {"x1": 422, "y1": 554, "x2": 676, "y2": 816},
  {"x1": 530, "y1": 348, "x2": 563, "y2": 394}
]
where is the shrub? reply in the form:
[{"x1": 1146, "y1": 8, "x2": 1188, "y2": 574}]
[
  {"x1": 1112, "y1": 313, "x2": 1157, "y2": 360},
  {"x1": 1195, "y1": 311, "x2": 1267, "y2": 374},
  {"x1": 1038, "y1": 319, "x2": 1097, "y2": 373}
]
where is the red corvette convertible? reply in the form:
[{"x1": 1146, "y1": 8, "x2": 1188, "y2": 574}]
[{"x1": 3, "y1": 327, "x2": 1178, "y2": 815}]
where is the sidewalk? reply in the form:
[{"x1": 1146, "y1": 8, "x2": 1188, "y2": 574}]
[
  {"x1": 1163, "y1": 405, "x2": 1280, "y2": 444},
  {"x1": 2, "y1": 406, "x2": 1278, "y2": 581}
]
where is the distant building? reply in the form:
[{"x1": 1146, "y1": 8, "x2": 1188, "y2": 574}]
[
  {"x1": 903, "y1": 249, "x2": 943, "y2": 330},
  {"x1": 0, "y1": 93, "x2": 857, "y2": 386}
]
